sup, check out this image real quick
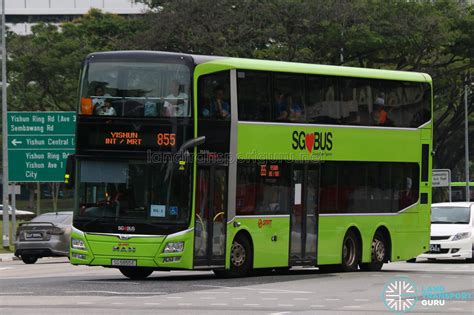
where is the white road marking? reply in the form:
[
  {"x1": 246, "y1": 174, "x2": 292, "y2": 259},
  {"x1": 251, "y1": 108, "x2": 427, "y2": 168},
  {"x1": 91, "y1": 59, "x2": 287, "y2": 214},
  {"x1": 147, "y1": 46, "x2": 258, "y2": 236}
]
[
  {"x1": 77, "y1": 302, "x2": 94, "y2": 305},
  {"x1": 293, "y1": 298, "x2": 308, "y2": 301},
  {"x1": 178, "y1": 303, "x2": 192, "y2": 306},
  {"x1": 277, "y1": 304, "x2": 294, "y2": 307},
  {"x1": 111, "y1": 302, "x2": 125, "y2": 305},
  {"x1": 0, "y1": 292, "x2": 33, "y2": 295},
  {"x1": 78, "y1": 280, "x2": 139, "y2": 285},
  {"x1": 311, "y1": 305, "x2": 324, "y2": 307},
  {"x1": 200, "y1": 297, "x2": 216, "y2": 300},
  {"x1": 325, "y1": 298, "x2": 340, "y2": 301},
  {"x1": 194, "y1": 291, "x2": 229, "y2": 294},
  {"x1": 165, "y1": 296, "x2": 183, "y2": 299},
  {"x1": 354, "y1": 298, "x2": 369, "y2": 302},
  {"x1": 0, "y1": 267, "x2": 13, "y2": 271},
  {"x1": 211, "y1": 303, "x2": 228, "y2": 306},
  {"x1": 65, "y1": 290, "x2": 165, "y2": 295},
  {"x1": 144, "y1": 303, "x2": 161, "y2": 305},
  {"x1": 370, "y1": 274, "x2": 383, "y2": 277},
  {"x1": 231, "y1": 297, "x2": 246, "y2": 300},
  {"x1": 271, "y1": 312, "x2": 291, "y2": 315},
  {"x1": 262, "y1": 298, "x2": 278, "y2": 301},
  {"x1": 343, "y1": 305, "x2": 361, "y2": 308},
  {"x1": 243, "y1": 304, "x2": 259, "y2": 306},
  {"x1": 193, "y1": 284, "x2": 311, "y2": 294}
]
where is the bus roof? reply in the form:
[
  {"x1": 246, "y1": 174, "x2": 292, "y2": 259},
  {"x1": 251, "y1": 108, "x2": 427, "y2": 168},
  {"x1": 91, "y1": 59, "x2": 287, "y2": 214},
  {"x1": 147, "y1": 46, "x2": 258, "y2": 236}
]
[
  {"x1": 86, "y1": 50, "x2": 432, "y2": 83},
  {"x1": 205, "y1": 57, "x2": 432, "y2": 83}
]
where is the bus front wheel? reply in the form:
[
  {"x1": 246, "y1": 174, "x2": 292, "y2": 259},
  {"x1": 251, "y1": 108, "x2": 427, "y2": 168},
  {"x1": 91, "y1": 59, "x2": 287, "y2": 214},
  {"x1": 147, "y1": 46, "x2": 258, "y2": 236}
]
[
  {"x1": 119, "y1": 267, "x2": 153, "y2": 280},
  {"x1": 215, "y1": 234, "x2": 252, "y2": 278},
  {"x1": 341, "y1": 230, "x2": 360, "y2": 272}
]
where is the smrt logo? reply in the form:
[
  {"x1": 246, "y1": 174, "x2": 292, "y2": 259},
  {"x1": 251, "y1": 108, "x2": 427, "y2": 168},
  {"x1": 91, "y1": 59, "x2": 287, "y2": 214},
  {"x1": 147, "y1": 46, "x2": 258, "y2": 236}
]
[{"x1": 291, "y1": 131, "x2": 333, "y2": 153}]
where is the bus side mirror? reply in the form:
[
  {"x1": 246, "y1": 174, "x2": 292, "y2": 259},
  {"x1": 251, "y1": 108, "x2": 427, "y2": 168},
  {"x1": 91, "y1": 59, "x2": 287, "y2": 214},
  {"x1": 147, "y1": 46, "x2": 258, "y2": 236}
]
[{"x1": 64, "y1": 154, "x2": 76, "y2": 189}]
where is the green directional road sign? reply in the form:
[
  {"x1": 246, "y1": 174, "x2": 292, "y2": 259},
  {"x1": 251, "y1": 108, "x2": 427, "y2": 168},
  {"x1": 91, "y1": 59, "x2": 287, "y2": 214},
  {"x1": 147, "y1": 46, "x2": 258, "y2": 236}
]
[{"x1": 8, "y1": 111, "x2": 76, "y2": 182}]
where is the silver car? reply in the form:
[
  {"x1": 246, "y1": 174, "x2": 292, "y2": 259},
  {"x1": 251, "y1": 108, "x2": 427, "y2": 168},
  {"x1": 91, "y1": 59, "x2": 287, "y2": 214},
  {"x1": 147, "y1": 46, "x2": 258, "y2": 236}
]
[{"x1": 15, "y1": 211, "x2": 73, "y2": 264}]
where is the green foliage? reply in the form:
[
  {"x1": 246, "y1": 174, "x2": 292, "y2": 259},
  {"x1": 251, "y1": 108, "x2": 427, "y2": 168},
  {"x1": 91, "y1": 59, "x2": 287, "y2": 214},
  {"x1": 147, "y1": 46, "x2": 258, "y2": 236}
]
[
  {"x1": 6, "y1": 1, "x2": 474, "y2": 181},
  {"x1": 7, "y1": 9, "x2": 144, "y2": 111}
]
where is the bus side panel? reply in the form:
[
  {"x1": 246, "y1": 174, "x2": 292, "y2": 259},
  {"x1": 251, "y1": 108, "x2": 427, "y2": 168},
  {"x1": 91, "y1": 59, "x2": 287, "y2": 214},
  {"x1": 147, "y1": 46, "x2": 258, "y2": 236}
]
[
  {"x1": 317, "y1": 210, "x2": 428, "y2": 265},
  {"x1": 227, "y1": 217, "x2": 290, "y2": 269}
]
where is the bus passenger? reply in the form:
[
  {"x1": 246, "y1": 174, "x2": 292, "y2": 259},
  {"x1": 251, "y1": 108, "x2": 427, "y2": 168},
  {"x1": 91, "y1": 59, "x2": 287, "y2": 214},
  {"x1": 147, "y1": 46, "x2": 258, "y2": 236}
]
[
  {"x1": 202, "y1": 85, "x2": 230, "y2": 119},
  {"x1": 274, "y1": 89, "x2": 288, "y2": 120},
  {"x1": 97, "y1": 99, "x2": 117, "y2": 116},
  {"x1": 92, "y1": 86, "x2": 106, "y2": 115},
  {"x1": 163, "y1": 80, "x2": 188, "y2": 117}
]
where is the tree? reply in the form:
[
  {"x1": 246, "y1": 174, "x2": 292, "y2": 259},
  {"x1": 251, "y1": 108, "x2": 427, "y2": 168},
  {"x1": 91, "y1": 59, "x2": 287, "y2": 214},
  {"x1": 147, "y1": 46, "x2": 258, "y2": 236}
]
[{"x1": 7, "y1": 9, "x2": 143, "y2": 112}]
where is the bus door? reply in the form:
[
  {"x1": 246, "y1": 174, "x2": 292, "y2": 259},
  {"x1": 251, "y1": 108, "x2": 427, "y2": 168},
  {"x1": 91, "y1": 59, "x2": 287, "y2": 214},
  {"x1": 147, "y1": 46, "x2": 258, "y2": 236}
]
[
  {"x1": 290, "y1": 164, "x2": 320, "y2": 265},
  {"x1": 194, "y1": 166, "x2": 227, "y2": 267}
]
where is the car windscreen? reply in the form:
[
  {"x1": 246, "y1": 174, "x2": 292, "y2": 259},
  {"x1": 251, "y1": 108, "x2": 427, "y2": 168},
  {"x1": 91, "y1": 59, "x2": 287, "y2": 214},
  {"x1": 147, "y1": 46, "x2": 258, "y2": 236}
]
[{"x1": 431, "y1": 207, "x2": 471, "y2": 224}]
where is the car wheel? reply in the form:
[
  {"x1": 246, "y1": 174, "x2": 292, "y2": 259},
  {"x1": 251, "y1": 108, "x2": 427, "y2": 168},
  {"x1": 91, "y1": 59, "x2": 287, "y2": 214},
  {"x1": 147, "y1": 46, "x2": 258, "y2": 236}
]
[
  {"x1": 119, "y1": 267, "x2": 153, "y2": 280},
  {"x1": 21, "y1": 255, "x2": 38, "y2": 264},
  {"x1": 341, "y1": 230, "x2": 360, "y2": 272},
  {"x1": 214, "y1": 234, "x2": 253, "y2": 278},
  {"x1": 360, "y1": 232, "x2": 386, "y2": 271}
]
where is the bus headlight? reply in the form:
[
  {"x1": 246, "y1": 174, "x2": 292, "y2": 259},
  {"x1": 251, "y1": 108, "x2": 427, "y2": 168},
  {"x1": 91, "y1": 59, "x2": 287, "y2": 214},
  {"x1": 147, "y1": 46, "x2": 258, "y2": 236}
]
[
  {"x1": 452, "y1": 232, "x2": 471, "y2": 241},
  {"x1": 71, "y1": 238, "x2": 86, "y2": 250},
  {"x1": 163, "y1": 242, "x2": 184, "y2": 253}
]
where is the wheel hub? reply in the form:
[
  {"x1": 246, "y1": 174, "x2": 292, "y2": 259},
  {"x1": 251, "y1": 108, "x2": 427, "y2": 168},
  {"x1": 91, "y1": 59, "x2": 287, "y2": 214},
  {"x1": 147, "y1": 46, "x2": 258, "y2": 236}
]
[{"x1": 231, "y1": 241, "x2": 246, "y2": 267}]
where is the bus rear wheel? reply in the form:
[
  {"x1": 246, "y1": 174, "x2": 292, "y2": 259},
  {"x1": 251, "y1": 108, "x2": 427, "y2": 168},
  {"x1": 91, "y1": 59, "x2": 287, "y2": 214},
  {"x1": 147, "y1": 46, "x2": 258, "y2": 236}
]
[
  {"x1": 360, "y1": 232, "x2": 386, "y2": 271},
  {"x1": 119, "y1": 267, "x2": 153, "y2": 280},
  {"x1": 341, "y1": 230, "x2": 360, "y2": 272}
]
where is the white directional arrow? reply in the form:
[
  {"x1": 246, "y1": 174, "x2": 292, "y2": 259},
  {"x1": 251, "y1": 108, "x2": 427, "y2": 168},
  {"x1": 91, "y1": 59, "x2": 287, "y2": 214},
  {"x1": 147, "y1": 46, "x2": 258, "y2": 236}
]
[{"x1": 11, "y1": 139, "x2": 22, "y2": 146}]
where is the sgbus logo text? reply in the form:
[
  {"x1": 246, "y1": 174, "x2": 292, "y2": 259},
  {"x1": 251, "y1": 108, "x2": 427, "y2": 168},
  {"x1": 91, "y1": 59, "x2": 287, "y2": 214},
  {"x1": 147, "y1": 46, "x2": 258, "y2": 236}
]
[{"x1": 291, "y1": 131, "x2": 333, "y2": 153}]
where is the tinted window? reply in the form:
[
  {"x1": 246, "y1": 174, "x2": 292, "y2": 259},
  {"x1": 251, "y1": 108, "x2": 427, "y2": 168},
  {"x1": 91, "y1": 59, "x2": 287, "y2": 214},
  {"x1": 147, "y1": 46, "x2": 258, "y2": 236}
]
[
  {"x1": 237, "y1": 70, "x2": 431, "y2": 128},
  {"x1": 198, "y1": 71, "x2": 231, "y2": 120},
  {"x1": 80, "y1": 61, "x2": 191, "y2": 117},
  {"x1": 236, "y1": 162, "x2": 290, "y2": 215},
  {"x1": 237, "y1": 71, "x2": 271, "y2": 121},
  {"x1": 319, "y1": 162, "x2": 419, "y2": 214},
  {"x1": 32, "y1": 213, "x2": 72, "y2": 224},
  {"x1": 273, "y1": 73, "x2": 305, "y2": 122}
]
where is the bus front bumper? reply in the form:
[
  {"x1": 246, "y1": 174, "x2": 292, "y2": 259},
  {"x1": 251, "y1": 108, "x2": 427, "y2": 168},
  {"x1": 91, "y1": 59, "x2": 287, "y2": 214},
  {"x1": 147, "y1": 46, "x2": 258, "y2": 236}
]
[{"x1": 69, "y1": 227, "x2": 194, "y2": 269}]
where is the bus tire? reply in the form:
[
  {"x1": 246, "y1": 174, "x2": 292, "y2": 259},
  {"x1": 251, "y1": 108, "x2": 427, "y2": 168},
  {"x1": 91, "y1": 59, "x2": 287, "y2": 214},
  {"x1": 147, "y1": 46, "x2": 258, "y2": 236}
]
[
  {"x1": 21, "y1": 255, "x2": 38, "y2": 264},
  {"x1": 119, "y1": 267, "x2": 153, "y2": 280},
  {"x1": 341, "y1": 230, "x2": 360, "y2": 272},
  {"x1": 229, "y1": 234, "x2": 253, "y2": 277},
  {"x1": 360, "y1": 231, "x2": 386, "y2": 271}
]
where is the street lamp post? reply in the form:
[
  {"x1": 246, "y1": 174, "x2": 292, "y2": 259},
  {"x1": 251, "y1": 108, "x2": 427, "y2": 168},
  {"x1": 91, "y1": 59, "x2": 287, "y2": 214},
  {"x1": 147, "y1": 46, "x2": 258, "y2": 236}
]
[
  {"x1": 1, "y1": 0, "x2": 9, "y2": 249},
  {"x1": 465, "y1": 77, "x2": 471, "y2": 201}
]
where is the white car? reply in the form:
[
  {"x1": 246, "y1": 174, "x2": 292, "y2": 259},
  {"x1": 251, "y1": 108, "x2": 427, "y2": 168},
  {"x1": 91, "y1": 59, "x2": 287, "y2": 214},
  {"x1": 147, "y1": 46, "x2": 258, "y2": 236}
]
[
  {"x1": 0, "y1": 204, "x2": 35, "y2": 218},
  {"x1": 418, "y1": 202, "x2": 474, "y2": 261}
]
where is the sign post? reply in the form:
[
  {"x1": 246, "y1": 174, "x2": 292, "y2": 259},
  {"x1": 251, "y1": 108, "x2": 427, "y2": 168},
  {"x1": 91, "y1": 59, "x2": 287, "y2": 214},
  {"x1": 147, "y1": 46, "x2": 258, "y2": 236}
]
[
  {"x1": 432, "y1": 169, "x2": 452, "y2": 202},
  {"x1": 7, "y1": 112, "x2": 76, "y2": 182}
]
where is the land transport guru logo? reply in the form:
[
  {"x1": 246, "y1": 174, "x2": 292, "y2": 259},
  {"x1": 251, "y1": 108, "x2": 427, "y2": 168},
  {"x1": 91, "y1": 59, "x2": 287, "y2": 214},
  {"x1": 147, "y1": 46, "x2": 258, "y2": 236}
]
[
  {"x1": 381, "y1": 276, "x2": 472, "y2": 313},
  {"x1": 291, "y1": 130, "x2": 333, "y2": 154}
]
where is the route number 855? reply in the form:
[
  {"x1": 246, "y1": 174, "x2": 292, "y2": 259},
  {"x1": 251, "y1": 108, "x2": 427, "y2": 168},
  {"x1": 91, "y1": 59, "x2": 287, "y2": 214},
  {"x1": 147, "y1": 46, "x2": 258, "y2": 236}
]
[{"x1": 157, "y1": 133, "x2": 176, "y2": 146}]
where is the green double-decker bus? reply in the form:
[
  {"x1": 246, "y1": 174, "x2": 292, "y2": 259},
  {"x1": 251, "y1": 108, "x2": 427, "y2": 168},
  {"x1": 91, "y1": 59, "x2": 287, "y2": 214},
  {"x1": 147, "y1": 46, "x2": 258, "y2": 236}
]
[{"x1": 68, "y1": 51, "x2": 432, "y2": 279}]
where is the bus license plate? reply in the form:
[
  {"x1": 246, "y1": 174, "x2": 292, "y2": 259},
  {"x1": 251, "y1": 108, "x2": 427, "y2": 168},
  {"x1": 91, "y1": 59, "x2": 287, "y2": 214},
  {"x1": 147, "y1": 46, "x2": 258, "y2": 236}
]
[
  {"x1": 111, "y1": 259, "x2": 137, "y2": 267},
  {"x1": 430, "y1": 244, "x2": 441, "y2": 252}
]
